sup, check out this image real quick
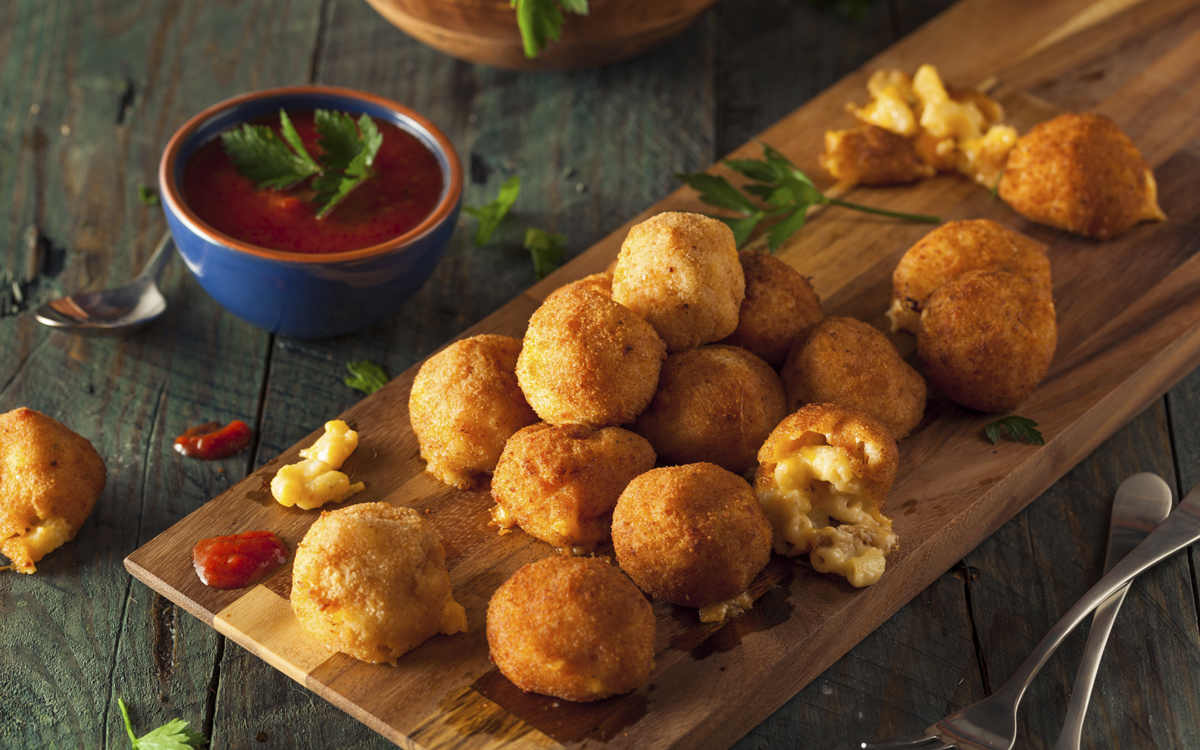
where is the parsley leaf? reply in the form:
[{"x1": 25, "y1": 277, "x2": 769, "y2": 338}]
[
  {"x1": 678, "y1": 142, "x2": 939, "y2": 253},
  {"x1": 984, "y1": 416, "x2": 1044, "y2": 445},
  {"x1": 221, "y1": 111, "x2": 322, "y2": 190},
  {"x1": 311, "y1": 112, "x2": 382, "y2": 218},
  {"x1": 464, "y1": 175, "x2": 520, "y2": 246},
  {"x1": 138, "y1": 184, "x2": 159, "y2": 206},
  {"x1": 344, "y1": 359, "x2": 389, "y2": 395},
  {"x1": 119, "y1": 698, "x2": 208, "y2": 749},
  {"x1": 512, "y1": 0, "x2": 589, "y2": 58},
  {"x1": 524, "y1": 227, "x2": 566, "y2": 280}
]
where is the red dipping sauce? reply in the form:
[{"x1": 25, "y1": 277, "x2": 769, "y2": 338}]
[
  {"x1": 193, "y1": 531, "x2": 289, "y2": 589},
  {"x1": 174, "y1": 419, "x2": 253, "y2": 460},
  {"x1": 181, "y1": 111, "x2": 443, "y2": 254}
]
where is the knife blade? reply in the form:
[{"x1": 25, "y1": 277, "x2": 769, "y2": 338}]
[{"x1": 1051, "y1": 472, "x2": 1173, "y2": 750}]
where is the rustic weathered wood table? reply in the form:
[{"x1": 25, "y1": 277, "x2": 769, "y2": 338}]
[{"x1": 3, "y1": 0, "x2": 1199, "y2": 748}]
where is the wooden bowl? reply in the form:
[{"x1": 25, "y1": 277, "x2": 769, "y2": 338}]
[{"x1": 363, "y1": 0, "x2": 720, "y2": 71}]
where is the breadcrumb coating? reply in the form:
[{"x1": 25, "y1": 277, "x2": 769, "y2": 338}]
[
  {"x1": 409, "y1": 334, "x2": 538, "y2": 490},
  {"x1": 998, "y1": 113, "x2": 1165, "y2": 239},
  {"x1": 781, "y1": 318, "x2": 926, "y2": 440},
  {"x1": 918, "y1": 269, "x2": 1057, "y2": 413},
  {"x1": 487, "y1": 556, "x2": 654, "y2": 702},
  {"x1": 720, "y1": 250, "x2": 823, "y2": 369},
  {"x1": 491, "y1": 423, "x2": 655, "y2": 552},
  {"x1": 612, "y1": 212, "x2": 745, "y2": 352},
  {"x1": 291, "y1": 502, "x2": 466, "y2": 665},
  {"x1": 1, "y1": 407, "x2": 106, "y2": 574},
  {"x1": 517, "y1": 288, "x2": 666, "y2": 427}
]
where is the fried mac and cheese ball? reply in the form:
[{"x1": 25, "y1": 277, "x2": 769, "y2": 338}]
[
  {"x1": 998, "y1": 113, "x2": 1166, "y2": 239},
  {"x1": 491, "y1": 423, "x2": 655, "y2": 553},
  {"x1": 918, "y1": 269, "x2": 1057, "y2": 413},
  {"x1": 888, "y1": 219, "x2": 1052, "y2": 335},
  {"x1": 487, "y1": 556, "x2": 655, "y2": 702},
  {"x1": 820, "y1": 125, "x2": 936, "y2": 186},
  {"x1": 410, "y1": 334, "x2": 538, "y2": 490},
  {"x1": 756, "y1": 404, "x2": 898, "y2": 587},
  {"x1": 516, "y1": 288, "x2": 666, "y2": 427},
  {"x1": 291, "y1": 502, "x2": 467, "y2": 665},
  {"x1": 612, "y1": 212, "x2": 745, "y2": 352},
  {"x1": 0, "y1": 408, "x2": 106, "y2": 574},
  {"x1": 546, "y1": 271, "x2": 613, "y2": 302},
  {"x1": 720, "y1": 250, "x2": 823, "y2": 369},
  {"x1": 612, "y1": 463, "x2": 772, "y2": 623},
  {"x1": 780, "y1": 318, "x2": 926, "y2": 440},
  {"x1": 633, "y1": 345, "x2": 787, "y2": 474}
]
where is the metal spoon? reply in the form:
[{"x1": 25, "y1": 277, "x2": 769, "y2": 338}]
[{"x1": 35, "y1": 231, "x2": 173, "y2": 333}]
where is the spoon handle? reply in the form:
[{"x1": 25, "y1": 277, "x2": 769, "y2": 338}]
[{"x1": 134, "y1": 231, "x2": 175, "y2": 283}]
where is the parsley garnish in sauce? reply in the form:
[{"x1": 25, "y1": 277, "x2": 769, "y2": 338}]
[{"x1": 220, "y1": 108, "x2": 383, "y2": 219}]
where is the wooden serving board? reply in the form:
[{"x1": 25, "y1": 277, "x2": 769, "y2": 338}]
[{"x1": 126, "y1": 0, "x2": 1200, "y2": 747}]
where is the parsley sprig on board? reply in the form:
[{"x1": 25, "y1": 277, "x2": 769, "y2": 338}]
[
  {"x1": 678, "y1": 143, "x2": 939, "y2": 252},
  {"x1": 220, "y1": 109, "x2": 382, "y2": 219},
  {"x1": 118, "y1": 698, "x2": 208, "y2": 749},
  {"x1": 984, "y1": 416, "x2": 1044, "y2": 445},
  {"x1": 513, "y1": 0, "x2": 589, "y2": 58}
]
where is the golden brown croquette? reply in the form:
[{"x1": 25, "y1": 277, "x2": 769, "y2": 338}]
[
  {"x1": 516, "y1": 288, "x2": 666, "y2": 427},
  {"x1": 1, "y1": 407, "x2": 106, "y2": 574},
  {"x1": 917, "y1": 269, "x2": 1057, "y2": 413},
  {"x1": 888, "y1": 219, "x2": 1052, "y2": 334},
  {"x1": 780, "y1": 318, "x2": 926, "y2": 440},
  {"x1": 491, "y1": 423, "x2": 656, "y2": 553},
  {"x1": 290, "y1": 502, "x2": 467, "y2": 665},
  {"x1": 633, "y1": 345, "x2": 787, "y2": 474},
  {"x1": 612, "y1": 463, "x2": 771, "y2": 622},
  {"x1": 755, "y1": 403, "x2": 898, "y2": 587},
  {"x1": 487, "y1": 556, "x2": 655, "y2": 702},
  {"x1": 611, "y1": 212, "x2": 745, "y2": 352},
  {"x1": 720, "y1": 250, "x2": 823, "y2": 369},
  {"x1": 998, "y1": 113, "x2": 1165, "y2": 239},
  {"x1": 819, "y1": 125, "x2": 937, "y2": 186},
  {"x1": 409, "y1": 335, "x2": 538, "y2": 490}
]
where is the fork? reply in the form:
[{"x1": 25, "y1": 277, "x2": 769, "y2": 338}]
[{"x1": 859, "y1": 475, "x2": 1200, "y2": 750}]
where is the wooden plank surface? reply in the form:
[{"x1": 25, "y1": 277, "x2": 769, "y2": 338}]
[
  {"x1": 117, "y1": 1, "x2": 1200, "y2": 748},
  {"x1": 5, "y1": 0, "x2": 1200, "y2": 749}
]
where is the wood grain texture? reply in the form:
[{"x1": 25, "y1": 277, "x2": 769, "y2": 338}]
[{"x1": 121, "y1": 1, "x2": 1200, "y2": 748}]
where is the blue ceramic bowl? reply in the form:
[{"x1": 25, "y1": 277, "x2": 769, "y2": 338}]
[{"x1": 159, "y1": 86, "x2": 462, "y2": 338}]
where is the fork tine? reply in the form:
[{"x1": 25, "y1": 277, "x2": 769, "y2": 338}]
[{"x1": 859, "y1": 732, "x2": 952, "y2": 749}]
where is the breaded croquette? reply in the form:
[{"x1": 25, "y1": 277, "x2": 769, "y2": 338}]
[
  {"x1": 998, "y1": 113, "x2": 1165, "y2": 239},
  {"x1": 517, "y1": 288, "x2": 666, "y2": 427},
  {"x1": 720, "y1": 250, "x2": 823, "y2": 369},
  {"x1": 755, "y1": 403, "x2": 898, "y2": 587},
  {"x1": 918, "y1": 269, "x2": 1057, "y2": 413},
  {"x1": 409, "y1": 334, "x2": 538, "y2": 490},
  {"x1": 633, "y1": 345, "x2": 786, "y2": 474},
  {"x1": 780, "y1": 318, "x2": 926, "y2": 440},
  {"x1": 491, "y1": 423, "x2": 655, "y2": 553},
  {"x1": 612, "y1": 463, "x2": 772, "y2": 623},
  {"x1": 291, "y1": 502, "x2": 467, "y2": 665},
  {"x1": 888, "y1": 219, "x2": 1052, "y2": 334},
  {"x1": 612, "y1": 212, "x2": 745, "y2": 352},
  {"x1": 546, "y1": 271, "x2": 613, "y2": 302},
  {"x1": 819, "y1": 125, "x2": 937, "y2": 186},
  {"x1": 1, "y1": 407, "x2": 106, "y2": 574},
  {"x1": 487, "y1": 556, "x2": 655, "y2": 702}
]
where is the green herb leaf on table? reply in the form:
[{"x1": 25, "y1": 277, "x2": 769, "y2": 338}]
[
  {"x1": 138, "y1": 184, "x2": 159, "y2": 206},
  {"x1": 678, "y1": 142, "x2": 939, "y2": 253},
  {"x1": 512, "y1": 0, "x2": 589, "y2": 58},
  {"x1": 524, "y1": 227, "x2": 567, "y2": 280},
  {"x1": 345, "y1": 359, "x2": 389, "y2": 396},
  {"x1": 984, "y1": 416, "x2": 1044, "y2": 445},
  {"x1": 119, "y1": 698, "x2": 208, "y2": 750},
  {"x1": 464, "y1": 175, "x2": 521, "y2": 246}
]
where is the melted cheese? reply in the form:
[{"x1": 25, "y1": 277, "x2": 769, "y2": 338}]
[
  {"x1": 271, "y1": 420, "x2": 365, "y2": 510},
  {"x1": 757, "y1": 445, "x2": 896, "y2": 587},
  {"x1": 0, "y1": 517, "x2": 73, "y2": 572},
  {"x1": 699, "y1": 591, "x2": 754, "y2": 624}
]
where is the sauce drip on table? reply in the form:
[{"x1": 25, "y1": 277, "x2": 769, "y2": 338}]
[
  {"x1": 192, "y1": 530, "x2": 289, "y2": 589},
  {"x1": 174, "y1": 419, "x2": 253, "y2": 460}
]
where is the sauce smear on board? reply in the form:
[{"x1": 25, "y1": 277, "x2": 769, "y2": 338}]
[
  {"x1": 174, "y1": 419, "x2": 253, "y2": 460},
  {"x1": 182, "y1": 111, "x2": 443, "y2": 254},
  {"x1": 193, "y1": 531, "x2": 289, "y2": 589}
]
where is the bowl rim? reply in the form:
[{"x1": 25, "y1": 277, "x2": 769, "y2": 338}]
[{"x1": 158, "y1": 85, "x2": 463, "y2": 265}]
